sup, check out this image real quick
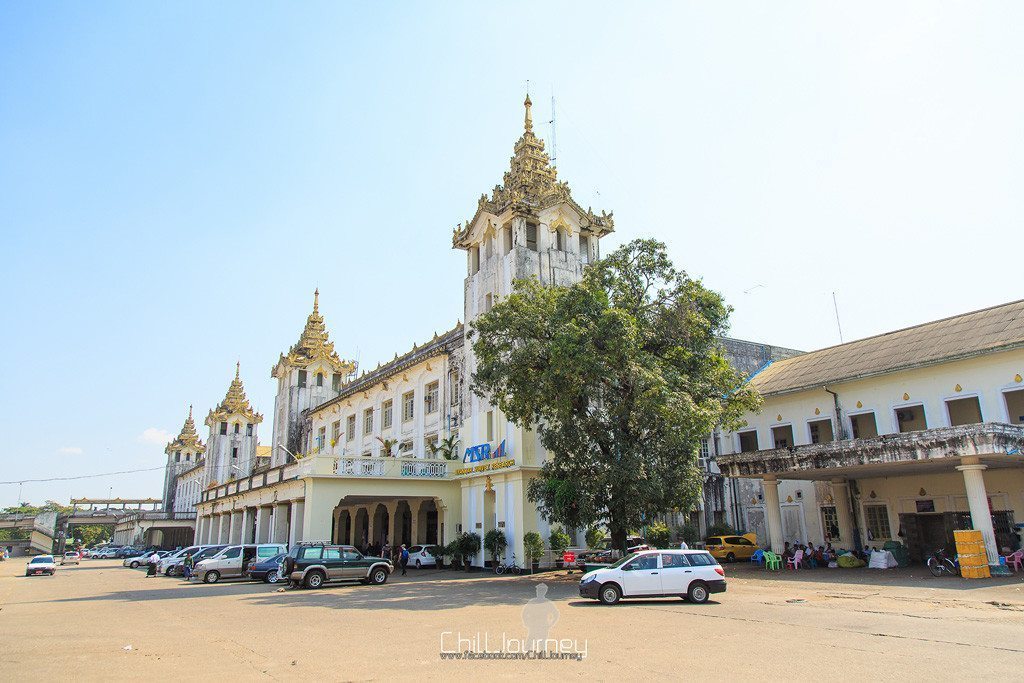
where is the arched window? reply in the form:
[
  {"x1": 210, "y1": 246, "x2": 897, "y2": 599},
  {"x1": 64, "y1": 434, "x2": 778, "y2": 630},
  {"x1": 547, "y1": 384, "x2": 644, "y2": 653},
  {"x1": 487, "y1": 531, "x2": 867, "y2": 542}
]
[{"x1": 317, "y1": 372, "x2": 324, "y2": 387}]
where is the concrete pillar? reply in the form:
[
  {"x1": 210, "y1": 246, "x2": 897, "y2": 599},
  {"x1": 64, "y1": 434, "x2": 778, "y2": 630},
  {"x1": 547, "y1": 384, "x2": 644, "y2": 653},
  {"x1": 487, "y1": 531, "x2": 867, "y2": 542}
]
[
  {"x1": 762, "y1": 477, "x2": 785, "y2": 554},
  {"x1": 254, "y1": 507, "x2": 268, "y2": 544},
  {"x1": 273, "y1": 503, "x2": 290, "y2": 545},
  {"x1": 830, "y1": 479, "x2": 856, "y2": 549},
  {"x1": 217, "y1": 514, "x2": 227, "y2": 544},
  {"x1": 241, "y1": 508, "x2": 255, "y2": 544},
  {"x1": 386, "y1": 502, "x2": 399, "y2": 546},
  {"x1": 289, "y1": 501, "x2": 305, "y2": 545},
  {"x1": 195, "y1": 516, "x2": 205, "y2": 545},
  {"x1": 957, "y1": 463, "x2": 999, "y2": 565},
  {"x1": 410, "y1": 503, "x2": 420, "y2": 546}
]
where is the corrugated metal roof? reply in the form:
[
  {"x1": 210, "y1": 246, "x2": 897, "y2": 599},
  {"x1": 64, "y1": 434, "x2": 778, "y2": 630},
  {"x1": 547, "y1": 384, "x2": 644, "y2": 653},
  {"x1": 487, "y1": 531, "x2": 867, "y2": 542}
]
[{"x1": 750, "y1": 299, "x2": 1024, "y2": 396}]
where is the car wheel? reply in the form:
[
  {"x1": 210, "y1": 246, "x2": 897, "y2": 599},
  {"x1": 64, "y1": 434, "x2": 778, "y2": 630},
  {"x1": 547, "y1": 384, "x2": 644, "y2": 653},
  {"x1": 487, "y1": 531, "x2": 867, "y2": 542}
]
[
  {"x1": 304, "y1": 570, "x2": 325, "y2": 589},
  {"x1": 265, "y1": 572, "x2": 280, "y2": 584},
  {"x1": 415, "y1": 560, "x2": 421, "y2": 569},
  {"x1": 370, "y1": 567, "x2": 389, "y2": 585},
  {"x1": 726, "y1": 552, "x2": 736, "y2": 563},
  {"x1": 599, "y1": 583, "x2": 621, "y2": 605},
  {"x1": 130, "y1": 561, "x2": 140, "y2": 569},
  {"x1": 688, "y1": 581, "x2": 710, "y2": 604},
  {"x1": 204, "y1": 570, "x2": 220, "y2": 584}
]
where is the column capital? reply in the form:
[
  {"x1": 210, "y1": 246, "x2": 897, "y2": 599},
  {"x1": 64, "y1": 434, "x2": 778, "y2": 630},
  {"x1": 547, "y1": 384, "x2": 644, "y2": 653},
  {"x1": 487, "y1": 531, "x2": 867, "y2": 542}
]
[
  {"x1": 762, "y1": 476, "x2": 779, "y2": 486},
  {"x1": 830, "y1": 478, "x2": 848, "y2": 486},
  {"x1": 956, "y1": 464, "x2": 988, "y2": 472}
]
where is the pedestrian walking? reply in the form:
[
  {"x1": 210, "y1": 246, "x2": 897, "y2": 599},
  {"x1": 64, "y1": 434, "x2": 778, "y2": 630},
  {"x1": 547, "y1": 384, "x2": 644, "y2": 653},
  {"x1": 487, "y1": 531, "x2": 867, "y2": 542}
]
[
  {"x1": 182, "y1": 552, "x2": 194, "y2": 581},
  {"x1": 146, "y1": 551, "x2": 158, "y2": 577},
  {"x1": 400, "y1": 544, "x2": 409, "y2": 576}
]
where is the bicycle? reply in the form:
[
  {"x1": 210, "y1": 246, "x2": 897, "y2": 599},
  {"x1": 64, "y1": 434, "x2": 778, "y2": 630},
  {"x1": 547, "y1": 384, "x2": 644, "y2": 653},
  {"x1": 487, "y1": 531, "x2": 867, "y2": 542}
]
[
  {"x1": 494, "y1": 552, "x2": 522, "y2": 575},
  {"x1": 926, "y1": 547, "x2": 959, "y2": 577}
]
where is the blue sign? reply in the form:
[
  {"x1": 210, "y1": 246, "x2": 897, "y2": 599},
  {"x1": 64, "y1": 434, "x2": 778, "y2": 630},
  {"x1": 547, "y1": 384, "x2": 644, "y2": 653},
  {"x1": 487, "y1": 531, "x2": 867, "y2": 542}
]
[{"x1": 463, "y1": 443, "x2": 491, "y2": 463}]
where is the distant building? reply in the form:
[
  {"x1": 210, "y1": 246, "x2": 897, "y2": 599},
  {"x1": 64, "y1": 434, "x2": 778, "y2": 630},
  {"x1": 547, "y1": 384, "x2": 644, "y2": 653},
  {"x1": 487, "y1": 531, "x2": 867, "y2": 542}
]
[{"x1": 717, "y1": 300, "x2": 1024, "y2": 568}]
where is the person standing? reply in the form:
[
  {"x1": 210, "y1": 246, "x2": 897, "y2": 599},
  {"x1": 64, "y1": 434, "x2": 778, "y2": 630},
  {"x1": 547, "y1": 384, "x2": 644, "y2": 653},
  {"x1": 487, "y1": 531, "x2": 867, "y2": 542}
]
[
  {"x1": 146, "y1": 551, "x2": 159, "y2": 577},
  {"x1": 182, "y1": 552, "x2": 194, "y2": 581},
  {"x1": 400, "y1": 544, "x2": 409, "y2": 576}
]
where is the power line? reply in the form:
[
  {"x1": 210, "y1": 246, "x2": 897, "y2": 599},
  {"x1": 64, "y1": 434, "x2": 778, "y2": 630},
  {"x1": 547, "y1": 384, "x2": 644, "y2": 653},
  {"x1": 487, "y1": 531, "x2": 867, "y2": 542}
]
[{"x1": 0, "y1": 465, "x2": 165, "y2": 486}]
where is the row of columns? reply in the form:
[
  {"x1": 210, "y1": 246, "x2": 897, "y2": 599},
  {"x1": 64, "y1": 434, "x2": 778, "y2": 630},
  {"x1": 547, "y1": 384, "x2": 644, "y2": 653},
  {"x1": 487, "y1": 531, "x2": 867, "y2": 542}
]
[
  {"x1": 759, "y1": 459, "x2": 999, "y2": 565},
  {"x1": 195, "y1": 500, "x2": 304, "y2": 548},
  {"x1": 333, "y1": 500, "x2": 438, "y2": 549}
]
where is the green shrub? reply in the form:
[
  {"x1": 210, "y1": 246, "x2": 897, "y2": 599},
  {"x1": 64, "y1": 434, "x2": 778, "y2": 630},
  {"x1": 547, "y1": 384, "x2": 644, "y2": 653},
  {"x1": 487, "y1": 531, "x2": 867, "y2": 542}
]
[
  {"x1": 646, "y1": 521, "x2": 672, "y2": 549},
  {"x1": 459, "y1": 532, "x2": 482, "y2": 563},
  {"x1": 523, "y1": 531, "x2": 545, "y2": 567},
  {"x1": 549, "y1": 527, "x2": 571, "y2": 554},
  {"x1": 585, "y1": 526, "x2": 606, "y2": 549},
  {"x1": 483, "y1": 529, "x2": 507, "y2": 564},
  {"x1": 706, "y1": 523, "x2": 737, "y2": 538},
  {"x1": 680, "y1": 523, "x2": 700, "y2": 546}
]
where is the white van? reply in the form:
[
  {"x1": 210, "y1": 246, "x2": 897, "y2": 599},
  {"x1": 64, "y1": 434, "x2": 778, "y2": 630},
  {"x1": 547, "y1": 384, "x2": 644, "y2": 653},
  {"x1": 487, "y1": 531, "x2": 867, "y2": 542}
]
[
  {"x1": 578, "y1": 549, "x2": 726, "y2": 605},
  {"x1": 195, "y1": 544, "x2": 286, "y2": 583}
]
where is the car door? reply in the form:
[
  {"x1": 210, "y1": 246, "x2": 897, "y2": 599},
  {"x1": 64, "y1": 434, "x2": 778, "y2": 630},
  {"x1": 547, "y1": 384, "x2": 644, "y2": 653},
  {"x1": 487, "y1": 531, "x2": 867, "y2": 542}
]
[
  {"x1": 659, "y1": 553, "x2": 692, "y2": 595},
  {"x1": 323, "y1": 548, "x2": 343, "y2": 579},
  {"x1": 619, "y1": 553, "x2": 662, "y2": 596},
  {"x1": 341, "y1": 548, "x2": 367, "y2": 579}
]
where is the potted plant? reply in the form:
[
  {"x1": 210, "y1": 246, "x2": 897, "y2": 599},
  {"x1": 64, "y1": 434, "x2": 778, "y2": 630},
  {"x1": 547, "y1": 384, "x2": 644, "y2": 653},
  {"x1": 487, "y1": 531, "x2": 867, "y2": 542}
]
[
  {"x1": 459, "y1": 532, "x2": 482, "y2": 571},
  {"x1": 442, "y1": 539, "x2": 461, "y2": 569},
  {"x1": 549, "y1": 527, "x2": 571, "y2": 568},
  {"x1": 376, "y1": 436, "x2": 398, "y2": 457},
  {"x1": 484, "y1": 529, "x2": 507, "y2": 569},
  {"x1": 432, "y1": 542, "x2": 450, "y2": 569},
  {"x1": 427, "y1": 434, "x2": 460, "y2": 460},
  {"x1": 523, "y1": 531, "x2": 544, "y2": 573}
]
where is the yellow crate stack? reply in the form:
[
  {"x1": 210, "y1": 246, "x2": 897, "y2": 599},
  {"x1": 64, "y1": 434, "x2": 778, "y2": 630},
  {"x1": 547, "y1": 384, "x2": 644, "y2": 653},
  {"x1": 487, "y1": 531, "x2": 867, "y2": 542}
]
[{"x1": 953, "y1": 530, "x2": 991, "y2": 579}]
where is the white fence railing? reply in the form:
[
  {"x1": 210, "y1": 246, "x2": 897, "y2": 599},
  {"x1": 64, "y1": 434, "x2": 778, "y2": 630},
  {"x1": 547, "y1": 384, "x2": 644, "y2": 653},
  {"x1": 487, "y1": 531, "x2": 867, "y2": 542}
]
[{"x1": 336, "y1": 456, "x2": 452, "y2": 479}]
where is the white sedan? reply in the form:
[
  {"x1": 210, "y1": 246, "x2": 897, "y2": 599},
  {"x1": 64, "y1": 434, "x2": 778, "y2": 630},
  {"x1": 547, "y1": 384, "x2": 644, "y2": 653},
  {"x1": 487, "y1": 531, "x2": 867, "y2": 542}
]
[
  {"x1": 407, "y1": 545, "x2": 437, "y2": 569},
  {"x1": 61, "y1": 551, "x2": 81, "y2": 565},
  {"x1": 26, "y1": 555, "x2": 56, "y2": 576}
]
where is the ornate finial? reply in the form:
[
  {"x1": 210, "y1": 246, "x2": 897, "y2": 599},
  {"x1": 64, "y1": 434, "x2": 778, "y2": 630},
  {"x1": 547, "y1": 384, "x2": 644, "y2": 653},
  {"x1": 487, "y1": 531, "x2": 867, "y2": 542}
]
[
  {"x1": 313, "y1": 288, "x2": 319, "y2": 313},
  {"x1": 188, "y1": 404, "x2": 193, "y2": 419},
  {"x1": 524, "y1": 93, "x2": 533, "y2": 132},
  {"x1": 235, "y1": 361, "x2": 240, "y2": 379}
]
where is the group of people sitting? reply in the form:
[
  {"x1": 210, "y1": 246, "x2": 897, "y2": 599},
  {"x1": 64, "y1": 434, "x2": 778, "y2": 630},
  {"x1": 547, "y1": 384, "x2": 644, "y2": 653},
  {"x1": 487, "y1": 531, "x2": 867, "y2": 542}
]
[{"x1": 780, "y1": 541, "x2": 839, "y2": 568}]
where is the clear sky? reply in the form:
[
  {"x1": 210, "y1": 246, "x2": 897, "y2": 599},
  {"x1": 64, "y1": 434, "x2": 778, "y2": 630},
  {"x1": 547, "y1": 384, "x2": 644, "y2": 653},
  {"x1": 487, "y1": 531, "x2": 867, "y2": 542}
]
[{"x1": 2, "y1": 2, "x2": 1021, "y2": 507}]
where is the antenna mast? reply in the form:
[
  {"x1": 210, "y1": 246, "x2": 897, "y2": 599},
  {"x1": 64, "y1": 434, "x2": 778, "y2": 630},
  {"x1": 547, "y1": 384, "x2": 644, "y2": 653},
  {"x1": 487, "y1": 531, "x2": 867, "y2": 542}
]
[
  {"x1": 549, "y1": 92, "x2": 557, "y2": 167},
  {"x1": 832, "y1": 291, "x2": 844, "y2": 343}
]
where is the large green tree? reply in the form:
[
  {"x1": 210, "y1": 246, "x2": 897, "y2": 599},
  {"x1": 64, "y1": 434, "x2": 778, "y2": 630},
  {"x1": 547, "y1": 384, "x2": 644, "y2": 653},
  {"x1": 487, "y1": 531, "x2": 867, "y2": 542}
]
[{"x1": 470, "y1": 239, "x2": 759, "y2": 553}]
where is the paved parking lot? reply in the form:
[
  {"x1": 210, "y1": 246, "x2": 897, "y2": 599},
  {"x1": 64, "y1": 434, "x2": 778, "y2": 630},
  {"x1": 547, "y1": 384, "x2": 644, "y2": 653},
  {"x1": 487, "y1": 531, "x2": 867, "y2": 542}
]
[{"x1": 2, "y1": 558, "x2": 1024, "y2": 680}]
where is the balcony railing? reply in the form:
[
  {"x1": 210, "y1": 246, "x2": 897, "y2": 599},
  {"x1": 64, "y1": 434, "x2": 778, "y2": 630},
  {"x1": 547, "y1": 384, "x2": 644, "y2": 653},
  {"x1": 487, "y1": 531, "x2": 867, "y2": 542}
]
[{"x1": 335, "y1": 456, "x2": 452, "y2": 479}]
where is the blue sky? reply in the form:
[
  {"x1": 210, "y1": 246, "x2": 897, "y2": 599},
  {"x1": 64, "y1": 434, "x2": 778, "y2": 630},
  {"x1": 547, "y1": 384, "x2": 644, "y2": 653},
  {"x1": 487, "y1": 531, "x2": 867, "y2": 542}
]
[{"x1": 2, "y1": 2, "x2": 1021, "y2": 506}]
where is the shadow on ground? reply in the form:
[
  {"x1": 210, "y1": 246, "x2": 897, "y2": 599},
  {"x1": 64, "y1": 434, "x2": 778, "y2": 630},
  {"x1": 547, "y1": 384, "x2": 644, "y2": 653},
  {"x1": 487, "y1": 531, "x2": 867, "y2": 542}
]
[{"x1": 726, "y1": 562, "x2": 1024, "y2": 591}]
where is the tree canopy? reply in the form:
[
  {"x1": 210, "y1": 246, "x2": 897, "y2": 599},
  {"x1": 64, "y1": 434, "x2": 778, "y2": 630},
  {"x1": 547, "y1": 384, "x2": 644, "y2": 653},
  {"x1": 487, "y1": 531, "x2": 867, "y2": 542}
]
[{"x1": 470, "y1": 238, "x2": 759, "y2": 552}]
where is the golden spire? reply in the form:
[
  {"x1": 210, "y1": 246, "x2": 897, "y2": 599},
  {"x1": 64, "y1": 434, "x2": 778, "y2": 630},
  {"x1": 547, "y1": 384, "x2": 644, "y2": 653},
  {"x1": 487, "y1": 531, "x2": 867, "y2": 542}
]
[
  {"x1": 524, "y1": 93, "x2": 533, "y2": 133},
  {"x1": 208, "y1": 364, "x2": 262, "y2": 425},
  {"x1": 271, "y1": 289, "x2": 356, "y2": 376},
  {"x1": 166, "y1": 404, "x2": 206, "y2": 454}
]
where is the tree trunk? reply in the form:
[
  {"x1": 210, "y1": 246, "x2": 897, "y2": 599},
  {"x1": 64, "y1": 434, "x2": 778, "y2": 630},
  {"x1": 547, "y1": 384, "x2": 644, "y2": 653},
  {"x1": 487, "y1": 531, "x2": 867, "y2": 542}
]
[{"x1": 610, "y1": 524, "x2": 628, "y2": 557}]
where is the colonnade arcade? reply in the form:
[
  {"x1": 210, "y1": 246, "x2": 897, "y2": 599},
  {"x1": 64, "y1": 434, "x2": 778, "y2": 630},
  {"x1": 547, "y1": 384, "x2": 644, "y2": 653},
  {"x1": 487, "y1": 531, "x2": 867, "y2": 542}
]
[{"x1": 332, "y1": 496, "x2": 441, "y2": 550}]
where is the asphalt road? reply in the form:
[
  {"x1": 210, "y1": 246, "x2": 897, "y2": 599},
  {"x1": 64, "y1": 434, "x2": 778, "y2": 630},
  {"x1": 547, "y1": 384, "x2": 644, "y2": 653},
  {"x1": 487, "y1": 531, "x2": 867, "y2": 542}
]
[{"x1": 2, "y1": 558, "x2": 1023, "y2": 680}]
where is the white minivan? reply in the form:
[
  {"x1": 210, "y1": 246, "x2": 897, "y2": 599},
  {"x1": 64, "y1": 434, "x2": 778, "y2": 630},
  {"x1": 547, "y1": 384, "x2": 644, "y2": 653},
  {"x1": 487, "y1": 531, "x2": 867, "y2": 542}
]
[
  {"x1": 579, "y1": 549, "x2": 726, "y2": 605},
  {"x1": 195, "y1": 544, "x2": 287, "y2": 583}
]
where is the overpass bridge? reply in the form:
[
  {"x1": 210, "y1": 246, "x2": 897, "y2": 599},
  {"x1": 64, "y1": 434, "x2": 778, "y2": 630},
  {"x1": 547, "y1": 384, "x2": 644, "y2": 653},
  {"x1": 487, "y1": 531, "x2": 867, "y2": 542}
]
[{"x1": 2, "y1": 498, "x2": 195, "y2": 554}]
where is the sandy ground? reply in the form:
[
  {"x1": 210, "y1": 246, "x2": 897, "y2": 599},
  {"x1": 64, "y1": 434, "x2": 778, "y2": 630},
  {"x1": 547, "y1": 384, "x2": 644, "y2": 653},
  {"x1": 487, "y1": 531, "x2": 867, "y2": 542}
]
[{"x1": 2, "y1": 558, "x2": 1023, "y2": 681}]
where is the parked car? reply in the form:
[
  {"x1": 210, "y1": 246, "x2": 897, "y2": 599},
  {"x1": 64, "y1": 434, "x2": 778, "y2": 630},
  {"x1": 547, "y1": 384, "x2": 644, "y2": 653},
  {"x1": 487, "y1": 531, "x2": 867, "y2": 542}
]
[
  {"x1": 125, "y1": 550, "x2": 166, "y2": 569},
  {"x1": 245, "y1": 552, "x2": 287, "y2": 583},
  {"x1": 26, "y1": 555, "x2": 56, "y2": 576},
  {"x1": 282, "y1": 543, "x2": 393, "y2": 588},
  {"x1": 169, "y1": 544, "x2": 227, "y2": 576},
  {"x1": 578, "y1": 549, "x2": 726, "y2": 605},
  {"x1": 61, "y1": 551, "x2": 81, "y2": 565},
  {"x1": 158, "y1": 545, "x2": 206, "y2": 575},
  {"x1": 576, "y1": 536, "x2": 650, "y2": 567},
  {"x1": 704, "y1": 534, "x2": 759, "y2": 563},
  {"x1": 195, "y1": 544, "x2": 287, "y2": 584},
  {"x1": 407, "y1": 545, "x2": 437, "y2": 569}
]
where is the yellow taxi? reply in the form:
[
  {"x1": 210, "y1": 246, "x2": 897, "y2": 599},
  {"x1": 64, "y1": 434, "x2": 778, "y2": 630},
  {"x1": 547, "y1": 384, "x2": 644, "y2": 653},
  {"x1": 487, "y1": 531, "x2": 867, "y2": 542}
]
[{"x1": 704, "y1": 533, "x2": 759, "y2": 562}]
